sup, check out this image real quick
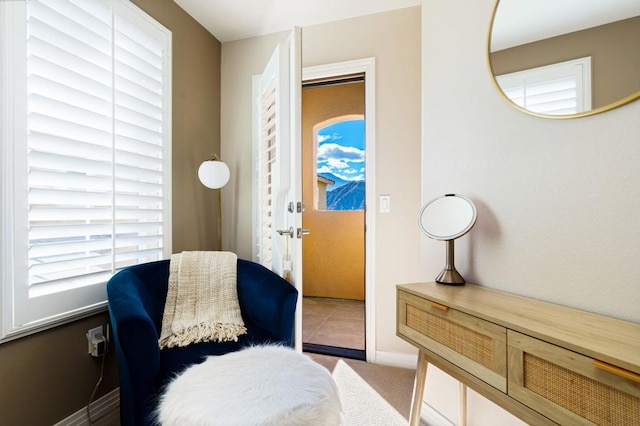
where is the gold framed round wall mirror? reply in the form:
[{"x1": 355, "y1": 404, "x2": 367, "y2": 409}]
[{"x1": 488, "y1": 0, "x2": 640, "y2": 119}]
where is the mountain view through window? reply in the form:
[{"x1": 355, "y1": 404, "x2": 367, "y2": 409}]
[{"x1": 316, "y1": 119, "x2": 365, "y2": 211}]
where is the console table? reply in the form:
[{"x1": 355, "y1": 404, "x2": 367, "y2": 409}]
[{"x1": 397, "y1": 282, "x2": 640, "y2": 425}]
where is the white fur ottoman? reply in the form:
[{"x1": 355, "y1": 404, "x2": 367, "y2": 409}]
[{"x1": 157, "y1": 345, "x2": 342, "y2": 425}]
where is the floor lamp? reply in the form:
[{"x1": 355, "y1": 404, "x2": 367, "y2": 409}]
[{"x1": 198, "y1": 154, "x2": 230, "y2": 250}]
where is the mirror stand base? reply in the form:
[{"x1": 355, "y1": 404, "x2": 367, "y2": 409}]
[{"x1": 436, "y1": 268, "x2": 466, "y2": 286}]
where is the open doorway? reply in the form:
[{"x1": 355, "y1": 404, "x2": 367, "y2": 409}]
[{"x1": 301, "y1": 74, "x2": 366, "y2": 360}]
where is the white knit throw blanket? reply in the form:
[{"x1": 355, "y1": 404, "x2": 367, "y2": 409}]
[{"x1": 159, "y1": 251, "x2": 247, "y2": 349}]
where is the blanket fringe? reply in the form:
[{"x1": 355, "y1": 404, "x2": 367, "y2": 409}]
[{"x1": 160, "y1": 322, "x2": 248, "y2": 349}]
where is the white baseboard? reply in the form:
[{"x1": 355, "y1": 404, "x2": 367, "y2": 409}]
[
  {"x1": 55, "y1": 388, "x2": 120, "y2": 426},
  {"x1": 374, "y1": 350, "x2": 418, "y2": 369},
  {"x1": 421, "y1": 401, "x2": 455, "y2": 426}
]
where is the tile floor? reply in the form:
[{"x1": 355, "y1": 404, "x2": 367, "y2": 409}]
[{"x1": 302, "y1": 297, "x2": 365, "y2": 350}]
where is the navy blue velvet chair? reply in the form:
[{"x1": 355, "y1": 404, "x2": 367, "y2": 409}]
[{"x1": 107, "y1": 258, "x2": 298, "y2": 426}]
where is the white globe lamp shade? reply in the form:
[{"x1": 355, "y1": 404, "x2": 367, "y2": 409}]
[{"x1": 198, "y1": 160, "x2": 230, "y2": 189}]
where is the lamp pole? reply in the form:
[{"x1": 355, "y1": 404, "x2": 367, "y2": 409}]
[
  {"x1": 198, "y1": 154, "x2": 230, "y2": 251},
  {"x1": 217, "y1": 187, "x2": 222, "y2": 250}
]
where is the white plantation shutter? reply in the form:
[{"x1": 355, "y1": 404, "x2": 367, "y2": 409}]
[
  {"x1": 496, "y1": 57, "x2": 591, "y2": 115},
  {"x1": 113, "y1": 12, "x2": 166, "y2": 268},
  {"x1": 1, "y1": 0, "x2": 171, "y2": 337},
  {"x1": 27, "y1": 0, "x2": 115, "y2": 301},
  {"x1": 257, "y1": 80, "x2": 277, "y2": 269}
]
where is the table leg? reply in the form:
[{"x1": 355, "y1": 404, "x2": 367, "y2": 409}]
[
  {"x1": 409, "y1": 350, "x2": 429, "y2": 426},
  {"x1": 459, "y1": 382, "x2": 467, "y2": 426}
]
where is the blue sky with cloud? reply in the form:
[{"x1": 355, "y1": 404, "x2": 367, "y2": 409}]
[{"x1": 316, "y1": 119, "x2": 365, "y2": 182}]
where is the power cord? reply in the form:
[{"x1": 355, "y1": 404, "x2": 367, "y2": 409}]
[{"x1": 87, "y1": 335, "x2": 108, "y2": 424}]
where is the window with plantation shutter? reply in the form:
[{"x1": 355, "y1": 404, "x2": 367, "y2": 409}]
[
  {"x1": 496, "y1": 57, "x2": 591, "y2": 115},
  {"x1": 0, "y1": 0, "x2": 171, "y2": 340}
]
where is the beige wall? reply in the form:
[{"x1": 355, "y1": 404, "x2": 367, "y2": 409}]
[
  {"x1": 423, "y1": 0, "x2": 640, "y2": 332},
  {"x1": 131, "y1": 0, "x2": 222, "y2": 253},
  {"x1": 490, "y1": 16, "x2": 640, "y2": 109},
  {"x1": 221, "y1": 31, "x2": 288, "y2": 256},
  {"x1": 0, "y1": 1, "x2": 221, "y2": 424},
  {"x1": 0, "y1": 313, "x2": 118, "y2": 425},
  {"x1": 221, "y1": 7, "x2": 422, "y2": 356},
  {"x1": 421, "y1": 1, "x2": 640, "y2": 423}
]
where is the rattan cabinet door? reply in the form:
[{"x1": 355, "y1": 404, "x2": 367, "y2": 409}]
[
  {"x1": 397, "y1": 290, "x2": 507, "y2": 392},
  {"x1": 508, "y1": 330, "x2": 640, "y2": 426}
]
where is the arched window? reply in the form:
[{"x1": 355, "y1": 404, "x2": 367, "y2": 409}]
[{"x1": 314, "y1": 117, "x2": 365, "y2": 211}]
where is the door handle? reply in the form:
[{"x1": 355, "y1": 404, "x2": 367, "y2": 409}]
[
  {"x1": 277, "y1": 227, "x2": 294, "y2": 238},
  {"x1": 297, "y1": 228, "x2": 310, "y2": 239}
]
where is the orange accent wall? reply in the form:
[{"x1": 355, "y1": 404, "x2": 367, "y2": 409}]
[{"x1": 302, "y1": 82, "x2": 365, "y2": 300}]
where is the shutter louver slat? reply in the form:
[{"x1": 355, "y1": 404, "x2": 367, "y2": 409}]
[
  {"x1": 30, "y1": 253, "x2": 114, "y2": 278},
  {"x1": 115, "y1": 14, "x2": 163, "y2": 67},
  {"x1": 29, "y1": 95, "x2": 112, "y2": 133},
  {"x1": 38, "y1": 0, "x2": 111, "y2": 37},
  {"x1": 115, "y1": 121, "x2": 162, "y2": 146},
  {"x1": 115, "y1": 194, "x2": 163, "y2": 210},
  {"x1": 28, "y1": 38, "x2": 111, "y2": 85},
  {"x1": 115, "y1": 91, "x2": 162, "y2": 120},
  {"x1": 28, "y1": 74, "x2": 111, "y2": 113},
  {"x1": 28, "y1": 17, "x2": 111, "y2": 69},
  {"x1": 29, "y1": 133, "x2": 112, "y2": 159},
  {"x1": 30, "y1": 238, "x2": 112, "y2": 258},
  {"x1": 28, "y1": 114, "x2": 113, "y2": 148},
  {"x1": 115, "y1": 164, "x2": 162, "y2": 183},
  {"x1": 116, "y1": 178, "x2": 163, "y2": 195},
  {"x1": 114, "y1": 76, "x2": 162, "y2": 107},
  {"x1": 29, "y1": 207, "x2": 112, "y2": 222},
  {"x1": 116, "y1": 134, "x2": 163, "y2": 156},
  {"x1": 29, "y1": 188, "x2": 112, "y2": 206},
  {"x1": 115, "y1": 51, "x2": 162, "y2": 92},
  {"x1": 29, "y1": 151, "x2": 112, "y2": 176},
  {"x1": 29, "y1": 271, "x2": 114, "y2": 298},
  {"x1": 115, "y1": 105, "x2": 162, "y2": 131},
  {"x1": 29, "y1": 169, "x2": 111, "y2": 191}
]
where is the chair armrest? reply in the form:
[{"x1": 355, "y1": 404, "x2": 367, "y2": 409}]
[
  {"x1": 107, "y1": 270, "x2": 162, "y2": 426},
  {"x1": 237, "y1": 259, "x2": 298, "y2": 345}
]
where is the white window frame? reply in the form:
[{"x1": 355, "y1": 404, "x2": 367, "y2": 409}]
[
  {"x1": 496, "y1": 56, "x2": 592, "y2": 115},
  {"x1": 0, "y1": 0, "x2": 172, "y2": 342}
]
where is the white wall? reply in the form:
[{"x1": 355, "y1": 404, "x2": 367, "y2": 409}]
[
  {"x1": 421, "y1": 0, "x2": 640, "y2": 423},
  {"x1": 221, "y1": 7, "x2": 423, "y2": 356}
]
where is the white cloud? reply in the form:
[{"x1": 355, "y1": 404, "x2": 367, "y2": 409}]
[
  {"x1": 317, "y1": 134, "x2": 334, "y2": 144},
  {"x1": 327, "y1": 158, "x2": 350, "y2": 169},
  {"x1": 317, "y1": 143, "x2": 364, "y2": 163},
  {"x1": 318, "y1": 132, "x2": 343, "y2": 144}
]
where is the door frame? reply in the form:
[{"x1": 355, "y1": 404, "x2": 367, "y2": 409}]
[{"x1": 303, "y1": 58, "x2": 376, "y2": 362}]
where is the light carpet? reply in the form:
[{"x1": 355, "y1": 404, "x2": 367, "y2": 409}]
[{"x1": 332, "y1": 359, "x2": 408, "y2": 426}]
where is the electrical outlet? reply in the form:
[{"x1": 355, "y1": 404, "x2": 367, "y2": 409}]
[{"x1": 86, "y1": 325, "x2": 106, "y2": 357}]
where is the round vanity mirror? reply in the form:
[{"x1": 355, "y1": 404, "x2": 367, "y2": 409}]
[
  {"x1": 419, "y1": 194, "x2": 477, "y2": 285},
  {"x1": 488, "y1": 0, "x2": 640, "y2": 118}
]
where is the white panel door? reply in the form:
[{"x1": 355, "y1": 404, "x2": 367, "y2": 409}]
[{"x1": 256, "y1": 28, "x2": 303, "y2": 350}]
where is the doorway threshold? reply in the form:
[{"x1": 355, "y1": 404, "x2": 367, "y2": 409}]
[{"x1": 303, "y1": 343, "x2": 365, "y2": 361}]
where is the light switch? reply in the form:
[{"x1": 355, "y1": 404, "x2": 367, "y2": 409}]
[{"x1": 379, "y1": 195, "x2": 391, "y2": 213}]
